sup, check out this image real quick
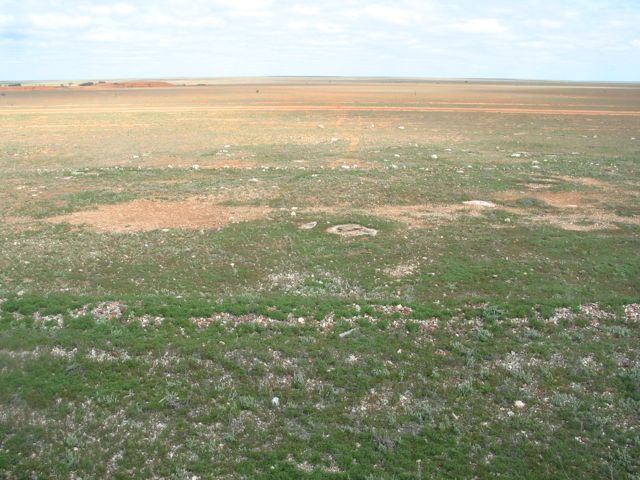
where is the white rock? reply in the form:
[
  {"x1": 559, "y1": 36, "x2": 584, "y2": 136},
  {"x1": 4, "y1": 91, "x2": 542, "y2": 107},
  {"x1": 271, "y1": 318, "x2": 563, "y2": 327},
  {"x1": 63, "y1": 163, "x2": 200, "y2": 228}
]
[
  {"x1": 299, "y1": 221, "x2": 317, "y2": 230},
  {"x1": 463, "y1": 200, "x2": 496, "y2": 208},
  {"x1": 514, "y1": 400, "x2": 526, "y2": 409},
  {"x1": 398, "y1": 126, "x2": 405, "y2": 130},
  {"x1": 431, "y1": 154, "x2": 438, "y2": 160},
  {"x1": 192, "y1": 164, "x2": 200, "y2": 170},
  {"x1": 271, "y1": 397, "x2": 280, "y2": 407}
]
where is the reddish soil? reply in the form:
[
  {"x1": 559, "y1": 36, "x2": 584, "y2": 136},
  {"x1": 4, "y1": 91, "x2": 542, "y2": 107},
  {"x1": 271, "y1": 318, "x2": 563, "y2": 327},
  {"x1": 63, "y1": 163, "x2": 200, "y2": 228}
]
[{"x1": 47, "y1": 198, "x2": 271, "y2": 232}]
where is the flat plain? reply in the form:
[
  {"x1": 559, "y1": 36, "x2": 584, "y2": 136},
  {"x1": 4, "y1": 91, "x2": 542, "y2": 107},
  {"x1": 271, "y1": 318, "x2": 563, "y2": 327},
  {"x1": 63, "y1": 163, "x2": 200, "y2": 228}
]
[{"x1": 0, "y1": 79, "x2": 639, "y2": 478}]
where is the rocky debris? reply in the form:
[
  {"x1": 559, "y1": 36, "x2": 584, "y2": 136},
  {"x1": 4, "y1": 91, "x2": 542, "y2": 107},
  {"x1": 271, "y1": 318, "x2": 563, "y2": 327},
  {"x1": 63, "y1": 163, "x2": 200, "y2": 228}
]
[
  {"x1": 191, "y1": 312, "x2": 282, "y2": 328},
  {"x1": 374, "y1": 304, "x2": 414, "y2": 315},
  {"x1": 548, "y1": 303, "x2": 615, "y2": 325},
  {"x1": 430, "y1": 154, "x2": 438, "y2": 160},
  {"x1": 92, "y1": 301, "x2": 127, "y2": 321},
  {"x1": 624, "y1": 304, "x2": 639, "y2": 323},
  {"x1": 299, "y1": 221, "x2": 317, "y2": 230},
  {"x1": 510, "y1": 152, "x2": 530, "y2": 158},
  {"x1": 384, "y1": 263, "x2": 417, "y2": 278},
  {"x1": 32, "y1": 312, "x2": 64, "y2": 328},
  {"x1": 463, "y1": 200, "x2": 496, "y2": 208},
  {"x1": 271, "y1": 396, "x2": 280, "y2": 407},
  {"x1": 87, "y1": 348, "x2": 131, "y2": 362},
  {"x1": 326, "y1": 224, "x2": 378, "y2": 237},
  {"x1": 579, "y1": 303, "x2": 614, "y2": 325},
  {"x1": 129, "y1": 314, "x2": 164, "y2": 328},
  {"x1": 514, "y1": 400, "x2": 526, "y2": 409},
  {"x1": 70, "y1": 305, "x2": 90, "y2": 318}
]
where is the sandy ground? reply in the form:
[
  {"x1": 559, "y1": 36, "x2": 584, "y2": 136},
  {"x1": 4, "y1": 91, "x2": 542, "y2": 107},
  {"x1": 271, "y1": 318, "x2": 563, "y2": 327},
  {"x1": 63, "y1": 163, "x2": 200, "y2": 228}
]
[
  {"x1": 2, "y1": 79, "x2": 639, "y2": 115},
  {"x1": 2, "y1": 78, "x2": 639, "y2": 233}
]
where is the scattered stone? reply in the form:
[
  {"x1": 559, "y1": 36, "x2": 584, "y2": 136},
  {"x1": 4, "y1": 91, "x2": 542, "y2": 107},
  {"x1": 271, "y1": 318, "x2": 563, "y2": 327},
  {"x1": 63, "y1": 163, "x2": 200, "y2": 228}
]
[
  {"x1": 374, "y1": 304, "x2": 414, "y2": 315},
  {"x1": 514, "y1": 400, "x2": 526, "y2": 409},
  {"x1": 131, "y1": 314, "x2": 164, "y2": 328},
  {"x1": 271, "y1": 396, "x2": 280, "y2": 407},
  {"x1": 92, "y1": 301, "x2": 127, "y2": 321},
  {"x1": 624, "y1": 304, "x2": 639, "y2": 323},
  {"x1": 32, "y1": 312, "x2": 64, "y2": 328},
  {"x1": 430, "y1": 154, "x2": 438, "y2": 160},
  {"x1": 384, "y1": 263, "x2": 417, "y2": 278},
  {"x1": 69, "y1": 304, "x2": 90, "y2": 318},
  {"x1": 463, "y1": 200, "x2": 496, "y2": 208},
  {"x1": 398, "y1": 126, "x2": 405, "y2": 130},
  {"x1": 299, "y1": 221, "x2": 317, "y2": 230},
  {"x1": 191, "y1": 164, "x2": 200, "y2": 170},
  {"x1": 326, "y1": 224, "x2": 378, "y2": 237}
]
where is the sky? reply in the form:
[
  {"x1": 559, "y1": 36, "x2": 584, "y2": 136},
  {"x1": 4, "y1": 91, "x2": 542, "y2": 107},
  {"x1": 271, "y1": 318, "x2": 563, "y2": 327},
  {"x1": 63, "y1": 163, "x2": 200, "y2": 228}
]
[{"x1": 1, "y1": 0, "x2": 639, "y2": 81}]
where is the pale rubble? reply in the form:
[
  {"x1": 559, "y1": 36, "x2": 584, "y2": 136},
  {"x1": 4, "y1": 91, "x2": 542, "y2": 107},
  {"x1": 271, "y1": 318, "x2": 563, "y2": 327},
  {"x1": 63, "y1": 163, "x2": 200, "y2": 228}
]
[{"x1": 91, "y1": 301, "x2": 127, "y2": 321}]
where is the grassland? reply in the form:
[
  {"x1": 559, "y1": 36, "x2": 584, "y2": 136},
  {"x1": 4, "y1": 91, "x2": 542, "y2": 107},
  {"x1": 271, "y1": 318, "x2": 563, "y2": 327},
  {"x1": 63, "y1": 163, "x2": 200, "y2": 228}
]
[{"x1": 0, "y1": 79, "x2": 639, "y2": 478}]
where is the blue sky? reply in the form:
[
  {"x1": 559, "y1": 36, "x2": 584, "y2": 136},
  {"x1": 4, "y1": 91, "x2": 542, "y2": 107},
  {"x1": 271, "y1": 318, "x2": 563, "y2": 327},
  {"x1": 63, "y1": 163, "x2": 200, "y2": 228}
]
[{"x1": 1, "y1": 0, "x2": 639, "y2": 81}]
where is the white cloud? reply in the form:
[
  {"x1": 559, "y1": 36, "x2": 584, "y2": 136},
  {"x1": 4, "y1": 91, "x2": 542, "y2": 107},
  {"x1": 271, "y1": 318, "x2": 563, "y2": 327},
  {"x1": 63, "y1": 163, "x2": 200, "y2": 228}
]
[
  {"x1": 287, "y1": 20, "x2": 307, "y2": 30},
  {"x1": 29, "y1": 13, "x2": 92, "y2": 30},
  {"x1": 176, "y1": 16, "x2": 224, "y2": 28},
  {"x1": 0, "y1": 14, "x2": 15, "y2": 28},
  {"x1": 518, "y1": 40, "x2": 546, "y2": 49},
  {"x1": 213, "y1": 0, "x2": 273, "y2": 11},
  {"x1": 449, "y1": 18, "x2": 507, "y2": 34},
  {"x1": 365, "y1": 4, "x2": 415, "y2": 25},
  {"x1": 290, "y1": 5, "x2": 319, "y2": 16},
  {"x1": 539, "y1": 19, "x2": 564, "y2": 29},
  {"x1": 80, "y1": 3, "x2": 135, "y2": 16},
  {"x1": 3, "y1": 0, "x2": 640, "y2": 81}
]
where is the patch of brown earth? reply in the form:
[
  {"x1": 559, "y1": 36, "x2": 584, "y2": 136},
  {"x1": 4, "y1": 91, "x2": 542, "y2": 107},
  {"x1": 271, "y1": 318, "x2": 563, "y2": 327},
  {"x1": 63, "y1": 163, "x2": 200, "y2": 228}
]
[
  {"x1": 534, "y1": 211, "x2": 640, "y2": 231},
  {"x1": 47, "y1": 198, "x2": 271, "y2": 232},
  {"x1": 497, "y1": 190, "x2": 600, "y2": 208},
  {"x1": 553, "y1": 176, "x2": 614, "y2": 189}
]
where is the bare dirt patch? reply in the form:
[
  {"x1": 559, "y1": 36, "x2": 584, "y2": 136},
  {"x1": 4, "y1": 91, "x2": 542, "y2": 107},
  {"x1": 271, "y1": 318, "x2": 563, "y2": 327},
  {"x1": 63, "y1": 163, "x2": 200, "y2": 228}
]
[
  {"x1": 384, "y1": 263, "x2": 418, "y2": 278},
  {"x1": 47, "y1": 198, "x2": 271, "y2": 232},
  {"x1": 497, "y1": 190, "x2": 600, "y2": 208}
]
